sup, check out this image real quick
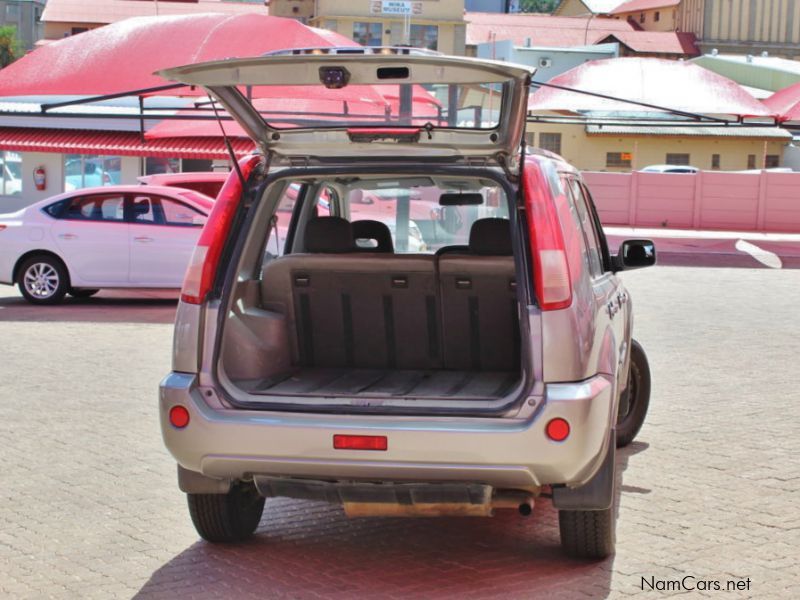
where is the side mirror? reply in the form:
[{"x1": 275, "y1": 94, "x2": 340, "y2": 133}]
[{"x1": 613, "y1": 239, "x2": 656, "y2": 272}]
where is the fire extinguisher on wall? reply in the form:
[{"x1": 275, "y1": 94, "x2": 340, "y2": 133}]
[{"x1": 34, "y1": 166, "x2": 46, "y2": 191}]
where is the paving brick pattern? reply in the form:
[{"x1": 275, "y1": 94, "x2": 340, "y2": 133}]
[{"x1": 0, "y1": 267, "x2": 798, "y2": 599}]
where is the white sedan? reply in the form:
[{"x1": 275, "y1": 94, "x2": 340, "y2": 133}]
[{"x1": 0, "y1": 185, "x2": 214, "y2": 304}]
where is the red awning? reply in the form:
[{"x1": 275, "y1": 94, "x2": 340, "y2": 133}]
[
  {"x1": 0, "y1": 14, "x2": 356, "y2": 97},
  {"x1": 529, "y1": 57, "x2": 774, "y2": 119},
  {"x1": 0, "y1": 128, "x2": 254, "y2": 159}
]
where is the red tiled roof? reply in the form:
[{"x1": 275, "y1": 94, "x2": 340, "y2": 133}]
[
  {"x1": 0, "y1": 128, "x2": 254, "y2": 159},
  {"x1": 599, "y1": 31, "x2": 699, "y2": 55},
  {"x1": 465, "y1": 11, "x2": 635, "y2": 47},
  {"x1": 42, "y1": 0, "x2": 265, "y2": 25},
  {"x1": 465, "y1": 11, "x2": 697, "y2": 55},
  {"x1": 609, "y1": 0, "x2": 680, "y2": 14}
]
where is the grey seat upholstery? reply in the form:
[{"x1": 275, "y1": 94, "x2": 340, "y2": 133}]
[{"x1": 438, "y1": 218, "x2": 519, "y2": 371}]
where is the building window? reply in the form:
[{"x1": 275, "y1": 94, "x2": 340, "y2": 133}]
[
  {"x1": 654, "y1": 11, "x2": 660, "y2": 22},
  {"x1": 64, "y1": 155, "x2": 122, "y2": 191},
  {"x1": 353, "y1": 22, "x2": 383, "y2": 47},
  {"x1": 666, "y1": 153, "x2": 690, "y2": 166},
  {"x1": 747, "y1": 154, "x2": 756, "y2": 169},
  {"x1": 538, "y1": 133, "x2": 562, "y2": 155},
  {"x1": 1, "y1": 151, "x2": 22, "y2": 196},
  {"x1": 765, "y1": 155, "x2": 780, "y2": 168},
  {"x1": 639, "y1": 12, "x2": 645, "y2": 23},
  {"x1": 410, "y1": 24, "x2": 438, "y2": 51},
  {"x1": 71, "y1": 27, "x2": 89, "y2": 36},
  {"x1": 711, "y1": 154, "x2": 721, "y2": 170},
  {"x1": 606, "y1": 152, "x2": 632, "y2": 169}
]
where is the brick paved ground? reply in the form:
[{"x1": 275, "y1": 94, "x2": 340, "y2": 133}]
[{"x1": 1, "y1": 266, "x2": 798, "y2": 599}]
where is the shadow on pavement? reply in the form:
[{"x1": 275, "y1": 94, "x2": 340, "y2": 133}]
[
  {"x1": 134, "y1": 443, "x2": 649, "y2": 599},
  {"x1": 0, "y1": 290, "x2": 178, "y2": 324}
]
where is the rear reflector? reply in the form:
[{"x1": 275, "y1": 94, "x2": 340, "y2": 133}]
[
  {"x1": 169, "y1": 405, "x2": 190, "y2": 429},
  {"x1": 180, "y1": 155, "x2": 262, "y2": 305},
  {"x1": 0, "y1": 225, "x2": 6, "y2": 232},
  {"x1": 333, "y1": 434, "x2": 388, "y2": 451},
  {"x1": 545, "y1": 418, "x2": 570, "y2": 442}
]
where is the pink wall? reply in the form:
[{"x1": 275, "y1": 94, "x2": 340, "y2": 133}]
[{"x1": 583, "y1": 171, "x2": 800, "y2": 233}]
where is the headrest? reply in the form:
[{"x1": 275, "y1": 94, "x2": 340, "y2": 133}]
[
  {"x1": 468, "y1": 218, "x2": 513, "y2": 256},
  {"x1": 352, "y1": 220, "x2": 394, "y2": 253},
  {"x1": 305, "y1": 216, "x2": 354, "y2": 253}
]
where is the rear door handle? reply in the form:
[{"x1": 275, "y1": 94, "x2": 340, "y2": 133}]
[
  {"x1": 133, "y1": 236, "x2": 154, "y2": 243},
  {"x1": 58, "y1": 233, "x2": 77, "y2": 240}
]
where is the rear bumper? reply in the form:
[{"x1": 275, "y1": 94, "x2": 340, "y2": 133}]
[{"x1": 160, "y1": 372, "x2": 614, "y2": 489}]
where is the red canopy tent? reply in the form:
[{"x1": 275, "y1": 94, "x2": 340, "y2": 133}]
[
  {"x1": 763, "y1": 83, "x2": 800, "y2": 124},
  {"x1": 0, "y1": 14, "x2": 356, "y2": 97},
  {"x1": 528, "y1": 57, "x2": 774, "y2": 122}
]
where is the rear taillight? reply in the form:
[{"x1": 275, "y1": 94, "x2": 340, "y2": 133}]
[
  {"x1": 0, "y1": 224, "x2": 6, "y2": 232},
  {"x1": 523, "y1": 161, "x2": 572, "y2": 311},
  {"x1": 180, "y1": 155, "x2": 262, "y2": 305}
]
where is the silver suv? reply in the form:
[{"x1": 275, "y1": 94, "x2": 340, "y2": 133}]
[{"x1": 158, "y1": 49, "x2": 654, "y2": 559}]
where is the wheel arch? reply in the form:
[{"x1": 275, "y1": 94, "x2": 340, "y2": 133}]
[{"x1": 13, "y1": 250, "x2": 71, "y2": 285}]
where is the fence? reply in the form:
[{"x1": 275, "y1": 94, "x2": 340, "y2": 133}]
[{"x1": 583, "y1": 171, "x2": 800, "y2": 234}]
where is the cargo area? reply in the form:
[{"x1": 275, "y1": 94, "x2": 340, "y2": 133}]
[{"x1": 216, "y1": 173, "x2": 529, "y2": 410}]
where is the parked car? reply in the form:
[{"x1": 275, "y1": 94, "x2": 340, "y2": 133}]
[
  {"x1": 138, "y1": 171, "x2": 229, "y2": 199},
  {"x1": 640, "y1": 164, "x2": 700, "y2": 174},
  {"x1": 157, "y1": 49, "x2": 654, "y2": 559},
  {"x1": 0, "y1": 185, "x2": 214, "y2": 304},
  {"x1": 64, "y1": 158, "x2": 121, "y2": 191}
]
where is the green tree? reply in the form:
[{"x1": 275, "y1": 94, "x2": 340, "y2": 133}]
[
  {"x1": 517, "y1": 0, "x2": 561, "y2": 13},
  {"x1": 0, "y1": 25, "x2": 23, "y2": 68}
]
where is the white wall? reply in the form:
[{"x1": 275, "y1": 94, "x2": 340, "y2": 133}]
[
  {"x1": 121, "y1": 156, "x2": 141, "y2": 185},
  {"x1": 0, "y1": 152, "x2": 64, "y2": 214},
  {"x1": 784, "y1": 143, "x2": 800, "y2": 171}
]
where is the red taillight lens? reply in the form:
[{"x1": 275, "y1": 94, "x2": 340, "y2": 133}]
[
  {"x1": 169, "y1": 405, "x2": 190, "y2": 429},
  {"x1": 180, "y1": 155, "x2": 262, "y2": 305},
  {"x1": 523, "y1": 160, "x2": 573, "y2": 311},
  {"x1": 333, "y1": 434, "x2": 388, "y2": 451},
  {"x1": 545, "y1": 418, "x2": 570, "y2": 442},
  {"x1": 0, "y1": 224, "x2": 6, "y2": 232}
]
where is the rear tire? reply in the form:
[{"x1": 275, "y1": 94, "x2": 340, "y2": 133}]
[
  {"x1": 616, "y1": 339, "x2": 651, "y2": 448},
  {"x1": 559, "y1": 506, "x2": 616, "y2": 559},
  {"x1": 187, "y1": 481, "x2": 265, "y2": 543},
  {"x1": 69, "y1": 288, "x2": 100, "y2": 299},
  {"x1": 16, "y1": 255, "x2": 69, "y2": 305}
]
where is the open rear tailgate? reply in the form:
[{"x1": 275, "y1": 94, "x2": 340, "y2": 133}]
[{"x1": 158, "y1": 50, "x2": 534, "y2": 164}]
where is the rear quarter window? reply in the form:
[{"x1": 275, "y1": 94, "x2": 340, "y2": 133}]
[{"x1": 43, "y1": 199, "x2": 69, "y2": 218}]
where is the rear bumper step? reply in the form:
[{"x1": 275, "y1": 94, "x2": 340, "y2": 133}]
[{"x1": 253, "y1": 476, "x2": 535, "y2": 517}]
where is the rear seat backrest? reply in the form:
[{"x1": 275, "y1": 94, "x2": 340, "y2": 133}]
[
  {"x1": 438, "y1": 218, "x2": 520, "y2": 372},
  {"x1": 352, "y1": 220, "x2": 394, "y2": 253},
  {"x1": 261, "y1": 216, "x2": 441, "y2": 370}
]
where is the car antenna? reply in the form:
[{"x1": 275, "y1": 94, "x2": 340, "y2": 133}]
[{"x1": 210, "y1": 98, "x2": 247, "y2": 188}]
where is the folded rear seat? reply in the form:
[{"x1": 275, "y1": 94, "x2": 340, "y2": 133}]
[
  {"x1": 438, "y1": 218, "x2": 520, "y2": 372},
  {"x1": 261, "y1": 217, "x2": 441, "y2": 370}
]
